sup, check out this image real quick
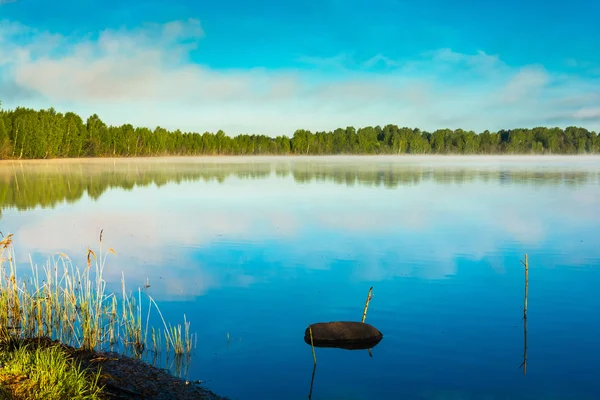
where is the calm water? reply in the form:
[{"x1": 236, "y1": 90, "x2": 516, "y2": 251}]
[{"x1": 1, "y1": 156, "x2": 600, "y2": 400}]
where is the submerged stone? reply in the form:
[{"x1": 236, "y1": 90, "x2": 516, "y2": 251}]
[{"x1": 304, "y1": 321, "x2": 383, "y2": 350}]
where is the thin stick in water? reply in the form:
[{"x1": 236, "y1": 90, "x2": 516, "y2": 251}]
[
  {"x1": 309, "y1": 326, "x2": 317, "y2": 365},
  {"x1": 308, "y1": 364, "x2": 316, "y2": 400},
  {"x1": 524, "y1": 253, "x2": 528, "y2": 318},
  {"x1": 521, "y1": 309, "x2": 528, "y2": 375},
  {"x1": 523, "y1": 253, "x2": 528, "y2": 374},
  {"x1": 362, "y1": 286, "x2": 373, "y2": 323},
  {"x1": 519, "y1": 253, "x2": 529, "y2": 375}
]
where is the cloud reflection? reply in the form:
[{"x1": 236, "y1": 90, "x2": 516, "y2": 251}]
[{"x1": 1, "y1": 157, "x2": 599, "y2": 301}]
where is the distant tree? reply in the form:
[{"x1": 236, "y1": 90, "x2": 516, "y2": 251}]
[
  {"x1": 0, "y1": 112, "x2": 11, "y2": 159},
  {"x1": 0, "y1": 103, "x2": 596, "y2": 159}
]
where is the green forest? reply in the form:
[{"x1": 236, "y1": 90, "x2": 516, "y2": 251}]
[{"x1": 0, "y1": 103, "x2": 599, "y2": 158}]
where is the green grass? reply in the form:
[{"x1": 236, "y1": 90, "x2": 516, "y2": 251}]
[{"x1": 0, "y1": 341, "x2": 102, "y2": 400}]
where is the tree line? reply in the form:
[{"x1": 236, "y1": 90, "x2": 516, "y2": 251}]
[{"x1": 0, "y1": 104, "x2": 599, "y2": 159}]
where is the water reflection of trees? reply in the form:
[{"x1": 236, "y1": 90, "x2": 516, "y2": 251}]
[{"x1": 0, "y1": 160, "x2": 597, "y2": 213}]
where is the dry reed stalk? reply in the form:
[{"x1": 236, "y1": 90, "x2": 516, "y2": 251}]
[
  {"x1": 520, "y1": 253, "x2": 529, "y2": 374},
  {"x1": 361, "y1": 286, "x2": 373, "y2": 323},
  {"x1": 0, "y1": 233, "x2": 14, "y2": 249},
  {"x1": 308, "y1": 363, "x2": 316, "y2": 400},
  {"x1": 524, "y1": 254, "x2": 528, "y2": 317},
  {"x1": 309, "y1": 326, "x2": 316, "y2": 365}
]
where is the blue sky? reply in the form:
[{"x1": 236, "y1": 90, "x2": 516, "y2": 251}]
[{"x1": 1, "y1": 0, "x2": 599, "y2": 135}]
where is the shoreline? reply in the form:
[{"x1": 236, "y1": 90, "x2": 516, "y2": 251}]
[
  {"x1": 1, "y1": 153, "x2": 599, "y2": 165},
  {"x1": 0, "y1": 336, "x2": 228, "y2": 400}
]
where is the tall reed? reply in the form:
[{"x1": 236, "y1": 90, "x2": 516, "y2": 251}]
[{"x1": 0, "y1": 232, "x2": 196, "y2": 360}]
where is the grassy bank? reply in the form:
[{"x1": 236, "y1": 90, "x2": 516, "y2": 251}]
[
  {"x1": 0, "y1": 232, "x2": 212, "y2": 399},
  {"x1": 0, "y1": 338, "x2": 102, "y2": 399}
]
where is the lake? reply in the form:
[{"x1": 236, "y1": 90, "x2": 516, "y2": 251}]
[{"x1": 1, "y1": 156, "x2": 600, "y2": 400}]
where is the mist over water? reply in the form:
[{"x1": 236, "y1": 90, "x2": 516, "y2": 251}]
[{"x1": 1, "y1": 156, "x2": 600, "y2": 399}]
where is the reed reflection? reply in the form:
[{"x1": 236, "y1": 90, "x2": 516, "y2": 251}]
[{"x1": 519, "y1": 254, "x2": 529, "y2": 375}]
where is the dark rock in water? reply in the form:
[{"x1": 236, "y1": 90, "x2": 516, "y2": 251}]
[{"x1": 304, "y1": 321, "x2": 383, "y2": 350}]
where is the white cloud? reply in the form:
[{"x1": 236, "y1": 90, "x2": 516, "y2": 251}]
[
  {"x1": 428, "y1": 48, "x2": 503, "y2": 73},
  {"x1": 0, "y1": 19, "x2": 599, "y2": 135},
  {"x1": 361, "y1": 53, "x2": 401, "y2": 69},
  {"x1": 3, "y1": 182, "x2": 302, "y2": 299},
  {"x1": 573, "y1": 107, "x2": 600, "y2": 120},
  {"x1": 500, "y1": 66, "x2": 550, "y2": 104}
]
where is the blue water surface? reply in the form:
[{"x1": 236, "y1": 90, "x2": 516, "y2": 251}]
[{"x1": 1, "y1": 156, "x2": 599, "y2": 400}]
